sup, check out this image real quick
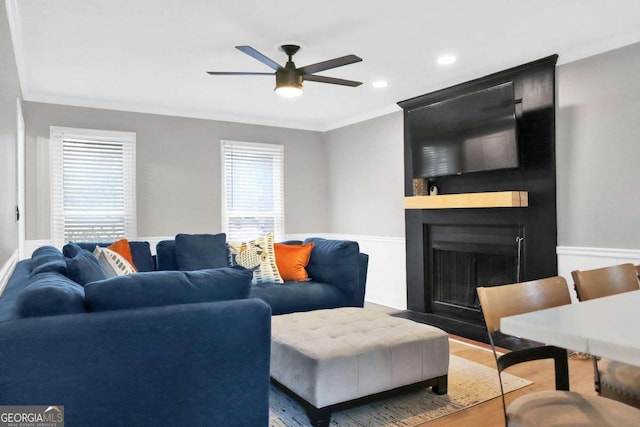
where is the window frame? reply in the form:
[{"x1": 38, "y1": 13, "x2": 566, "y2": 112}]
[
  {"x1": 220, "y1": 140, "x2": 285, "y2": 242},
  {"x1": 50, "y1": 126, "x2": 137, "y2": 247}
]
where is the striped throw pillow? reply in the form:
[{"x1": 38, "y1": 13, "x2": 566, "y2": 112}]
[{"x1": 94, "y1": 246, "x2": 137, "y2": 277}]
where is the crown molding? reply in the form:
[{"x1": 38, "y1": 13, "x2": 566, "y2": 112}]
[{"x1": 5, "y1": 0, "x2": 29, "y2": 98}]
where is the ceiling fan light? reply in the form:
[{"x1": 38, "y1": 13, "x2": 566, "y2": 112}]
[{"x1": 275, "y1": 86, "x2": 303, "y2": 98}]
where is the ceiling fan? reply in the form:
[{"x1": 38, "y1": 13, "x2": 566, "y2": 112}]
[{"x1": 207, "y1": 44, "x2": 363, "y2": 97}]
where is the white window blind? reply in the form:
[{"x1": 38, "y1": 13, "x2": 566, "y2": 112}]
[
  {"x1": 221, "y1": 140, "x2": 284, "y2": 242},
  {"x1": 50, "y1": 127, "x2": 136, "y2": 247}
]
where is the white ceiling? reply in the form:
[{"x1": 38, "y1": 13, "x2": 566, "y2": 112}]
[{"x1": 7, "y1": 0, "x2": 640, "y2": 131}]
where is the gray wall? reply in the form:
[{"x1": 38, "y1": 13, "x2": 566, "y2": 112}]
[
  {"x1": 19, "y1": 42, "x2": 640, "y2": 251},
  {"x1": 0, "y1": 5, "x2": 22, "y2": 265},
  {"x1": 556, "y1": 42, "x2": 640, "y2": 249},
  {"x1": 324, "y1": 111, "x2": 405, "y2": 237},
  {"x1": 323, "y1": 42, "x2": 640, "y2": 250},
  {"x1": 24, "y1": 103, "x2": 328, "y2": 240}
]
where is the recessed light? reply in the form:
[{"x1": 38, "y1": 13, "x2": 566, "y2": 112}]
[
  {"x1": 372, "y1": 80, "x2": 388, "y2": 88},
  {"x1": 437, "y1": 55, "x2": 457, "y2": 65}
]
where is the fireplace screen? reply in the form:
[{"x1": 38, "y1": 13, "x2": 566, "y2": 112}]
[
  {"x1": 433, "y1": 249, "x2": 518, "y2": 310},
  {"x1": 428, "y1": 224, "x2": 521, "y2": 319}
]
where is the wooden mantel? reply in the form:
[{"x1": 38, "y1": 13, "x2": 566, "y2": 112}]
[{"x1": 404, "y1": 191, "x2": 528, "y2": 209}]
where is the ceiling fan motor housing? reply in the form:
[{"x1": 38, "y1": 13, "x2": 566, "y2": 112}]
[{"x1": 275, "y1": 66, "x2": 303, "y2": 90}]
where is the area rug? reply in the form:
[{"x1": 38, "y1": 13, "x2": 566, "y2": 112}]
[{"x1": 269, "y1": 355, "x2": 531, "y2": 427}]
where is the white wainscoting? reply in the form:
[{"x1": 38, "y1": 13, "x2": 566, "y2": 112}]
[
  {"x1": 22, "y1": 236, "x2": 638, "y2": 309},
  {"x1": 286, "y1": 233, "x2": 408, "y2": 310},
  {"x1": 0, "y1": 250, "x2": 20, "y2": 296}
]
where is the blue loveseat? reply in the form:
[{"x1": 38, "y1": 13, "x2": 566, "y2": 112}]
[{"x1": 0, "y1": 236, "x2": 368, "y2": 426}]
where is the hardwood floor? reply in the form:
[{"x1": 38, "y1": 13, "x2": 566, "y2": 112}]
[
  {"x1": 418, "y1": 336, "x2": 597, "y2": 426},
  {"x1": 362, "y1": 302, "x2": 597, "y2": 426}
]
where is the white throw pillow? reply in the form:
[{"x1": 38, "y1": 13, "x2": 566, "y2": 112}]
[
  {"x1": 94, "y1": 246, "x2": 137, "y2": 277},
  {"x1": 228, "y1": 232, "x2": 283, "y2": 284}
]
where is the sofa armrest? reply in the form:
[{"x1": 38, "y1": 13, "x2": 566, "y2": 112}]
[
  {"x1": 304, "y1": 238, "x2": 369, "y2": 307},
  {"x1": 0, "y1": 298, "x2": 271, "y2": 427}
]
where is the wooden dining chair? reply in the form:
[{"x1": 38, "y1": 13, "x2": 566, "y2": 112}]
[
  {"x1": 571, "y1": 263, "x2": 639, "y2": 301},
  {"x1": 572, "y1": 263, "x2": 640, "y2": 409},
  {"x1": 477, "y1": 276, "x2": 640, "y2": 426}
]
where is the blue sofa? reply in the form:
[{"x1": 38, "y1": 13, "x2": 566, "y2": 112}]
[
  {"x1": 156, "y1": 236, "x2": 369, "y2": 314},
  {"x1": 0, "y1": 247, "x2": 271, "y2": 427},
  {"x1": 0, "y1": 237, "x2": 368, "y2": 426}
]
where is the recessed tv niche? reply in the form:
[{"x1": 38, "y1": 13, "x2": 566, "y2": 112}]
[{"x1": 408, "y1": 81, "x2": 519, "y2": 179}]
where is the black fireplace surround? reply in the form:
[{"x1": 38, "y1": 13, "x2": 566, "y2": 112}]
[{"x1": 398, "y1": 56, "x2": 558, "y2": 340}]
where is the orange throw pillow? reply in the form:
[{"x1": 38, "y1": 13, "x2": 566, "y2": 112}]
[
  {"x1": 107, "y1": 239, "x2": 137, "y2": 271},
  {"x1": 273, "y1": 242, "x2": 314, "y2": 282}
]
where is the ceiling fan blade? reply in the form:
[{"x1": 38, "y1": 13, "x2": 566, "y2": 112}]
[
  {"x1": 207, "y1": 71, "x2": 274, "y2": 75},
  {"x1": 304, "y1": 74, "x2": 362, "y2": 87},
  {"x1": 298, "y1": 55, "x2": 362, "y2": 75},
  {"x1": 236, "y1": 45, "x2": 281, "y2": 71}
]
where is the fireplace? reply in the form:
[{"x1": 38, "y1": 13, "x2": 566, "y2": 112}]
[
  {"x1": 428, "y1": 225, "x2": 522, "y2": 324},
  {"x1": 399, "y1": 56, "x2": 558, "y2": 341}
]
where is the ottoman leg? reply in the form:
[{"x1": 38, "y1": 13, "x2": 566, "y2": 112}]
[
  {"x1": 433, "y1": 374, "x2": 448, "y2": 395},
  {"x1": 305, "y1": 405, "x2": 332, "y2": 427}
]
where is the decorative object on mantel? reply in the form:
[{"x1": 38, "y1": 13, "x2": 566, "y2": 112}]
[
  {"x1": 269, "y1": 352, "x2": 531, "y2": 426},
  {"x1": 429, "y1": 185, "x2": 438, "y2": 196},
  {"x1": 412, "y1": 178, "x2": 427, "y2": 196}
]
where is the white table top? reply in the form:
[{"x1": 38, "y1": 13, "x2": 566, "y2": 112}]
[{"x1": 501, "y1": 290, "x2": 640, "y2": 367}]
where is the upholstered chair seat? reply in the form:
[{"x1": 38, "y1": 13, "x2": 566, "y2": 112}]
[
  {"x1": 507, "y1": 390, "x2": 640, "y2": 427},
  {"x1": 598, "y1": 358, "x2": 640, "y2": 404}
]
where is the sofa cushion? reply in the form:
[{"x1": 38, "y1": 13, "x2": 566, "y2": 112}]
[
  {"x1": 29, "y1": 257, "x2": 68, "y2": 277},
  {"x1": 64, "y1": 241, "x2": 155, "y2": 272},
  {"x1": 274, "y1": 242, "x2": 314, "y2": 281},
  {"x1": 84, "y1": 266, "x2": 252, "y2": 312},
  {"x1": 250, "y1": 281, "x2": 345, "y2": 315},
  {"x1": 16, "y1": 272, "x2": 87, "y2": 318},
  {"x1": 30, "y1": 246, "x2": 64, "y2": 273},
  {"x1": 126, "y1": 241, "x2": 155, "y2": 272},
  {"x1": 62, "y1": 242, "x2": 83, "y2": 258},
  {"x1": 175, "y1": 233, "x2": 229, "y2": 271},
  {"x1": 228, "y1": 232, "x2": 283, "y2": 285},
  {"x1": 66, "y1": 250, "x2": 108, "y2": 285},
  {"x1": 156, "y1": 240, "x2": 178, "y2": 271}
]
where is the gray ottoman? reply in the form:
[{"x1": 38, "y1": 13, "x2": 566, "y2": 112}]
[{"x1": 271, "y1": 307, "x2": 449, "y2": 427}]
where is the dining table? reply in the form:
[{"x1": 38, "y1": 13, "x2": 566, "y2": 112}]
[{"x1": 500, "y1": 289, "x2": 640, "y2": 367}]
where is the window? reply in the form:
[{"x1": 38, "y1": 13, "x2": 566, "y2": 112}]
[
  {"x1": 221, "y1": 140, "x2": 284, "y2": 242},
  {"x1": 50, "y1": 127, "x2": 136, "y2": 247}
]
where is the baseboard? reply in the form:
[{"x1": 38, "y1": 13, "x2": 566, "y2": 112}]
[{"x1": 0, "y1": 250, "x2": 20, "y2": 297}]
